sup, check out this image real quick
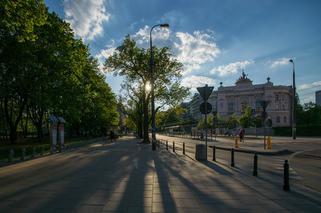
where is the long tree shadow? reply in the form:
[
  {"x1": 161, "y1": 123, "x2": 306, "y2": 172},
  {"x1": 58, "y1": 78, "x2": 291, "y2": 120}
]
[
  {"x1": 155, "y1": 154, "x2": 230, "y2": 211},
  {"x1": 0, "y1": 138, "x2": 141, "y2": 212},
  {"x1": 105, "y1": 143, "x2": 154, "y2": 213},
  {"x1": 199, "y1": 160, "x2": 233, "y2": 176},
  {"x1": 154, "y1": 153, "x2": 178, "y2": 213}
]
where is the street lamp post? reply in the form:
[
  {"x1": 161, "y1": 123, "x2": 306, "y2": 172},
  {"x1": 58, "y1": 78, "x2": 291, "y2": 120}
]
[
  {"x1": 289, "y1": 59, "x2": 296, "y2": 140},
  {"x1": 150, "y1": 23, "x2": 169, "y2": 151}
]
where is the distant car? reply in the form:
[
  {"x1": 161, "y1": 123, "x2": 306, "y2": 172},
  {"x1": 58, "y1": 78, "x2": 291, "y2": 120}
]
[{"x1": 224, "y1": 128, "x2": 238, "y2": 136}]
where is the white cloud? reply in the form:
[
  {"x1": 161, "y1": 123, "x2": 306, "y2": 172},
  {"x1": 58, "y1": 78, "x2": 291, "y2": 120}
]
[
  {"x1": 174, "y1": 31, "x2": 220, "y2": 75},
  {"x1": 270, "y1": 57, "x2": 291, "y2": 68},
  {"x1": 96, "y1": 47, "x2": 116, "y2": 61},
  {"x1": 132, "y1": 28, "x2": 220, "y2": 75},
  {"x1": 298, "y1": 81, "x2": 321, "y2": 91},
  {"x1": 210, "y1": 60, "x2": 253, "y2": 77},
  {"x1": 181, "y1": 75, "x2": 216, "y2": 89},
  {"x1": 63, "y1": 0, "x2": 110, "y2": 40},
  {"x1": 133, "y1": 25, "x2": 170, "y2": 45},
  {"x1": 300, "y1": 94, "x2": 315, "y2": 104},
  {"x1": 95, "y1": 40, "x2": 117, "y2": 73}
]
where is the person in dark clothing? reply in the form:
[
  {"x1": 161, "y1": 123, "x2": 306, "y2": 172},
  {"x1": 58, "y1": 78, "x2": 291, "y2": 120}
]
[
  {"x1": 239, "y1": 128, "x2": 245, "y2": 143},
  {"x1": 109, "y1": 130, "x2": 115, "y2": 142}
]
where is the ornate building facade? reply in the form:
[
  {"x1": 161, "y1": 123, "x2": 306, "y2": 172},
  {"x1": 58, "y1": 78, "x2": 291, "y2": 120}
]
[{"x1": 189, "y1": 72, "x2": 292, "y2": 127}]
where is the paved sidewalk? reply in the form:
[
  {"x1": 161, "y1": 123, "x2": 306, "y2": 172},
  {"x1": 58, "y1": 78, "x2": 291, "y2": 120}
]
[{"x1": 0, "y1": 136, "x2": 321, "y2": 212}]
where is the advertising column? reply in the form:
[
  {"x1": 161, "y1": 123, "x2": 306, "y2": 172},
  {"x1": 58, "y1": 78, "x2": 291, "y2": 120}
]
[
  {"x1": 58, "y1": 117, "x2": 66, "y2": 152},
  {"x1": 49, "y1": 115, "x2": 58, "y2": 153}
]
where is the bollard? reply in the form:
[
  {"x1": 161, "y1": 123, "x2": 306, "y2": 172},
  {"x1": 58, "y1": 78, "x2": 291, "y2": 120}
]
[
  {"x1": 173, "y1": 141, "x2": 175, "y2": 153},
  {"x1": 21, "y1": 147, "x2": 26, "y2": 160},
  {"x1": 212, "y1": 146, "x2": 216, "y2": 161},
  {"x1": 32, "y1": 147, "x2": 36, "y2": 158},
  {"x1": 41, "y1": 146, "x2": 44, "y2": 155},
  {"x1": 9, "y1": 149, "x2": 14, "y2": 162},
  {"x1": 234, "y1": 137, "x2": 239, "y2": 148},
  {"x1": 253, "y1": 154, "x2": 258, "y2": 176},
  {"x1": 231, "y1": 149, "x2": 235, "y2": 167},
  {"x1": 283, "y1": 160, "x2": 290, "y2": 191},
  {"x1": 183, "y1": 142, "x2": 185, "y2": 155},
  {"x1": 166, "y1": 140, "x2": 168, "y2": 150},
  {"x1": 267, "y1": 136, "x2": 272, "y2": 150}
]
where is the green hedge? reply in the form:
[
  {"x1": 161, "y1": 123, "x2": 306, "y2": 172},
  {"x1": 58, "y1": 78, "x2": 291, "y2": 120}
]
[
  {"x1": 273, "y1": 125, "x2": 321, "y2": 136},
  {"x1": 273, "y1": 127, "x2": 292, "y2": 136},
  {"x1": 297, "y1": 125, "x2": 321, "y2": 136},
  {"x1": 0, "y1": 137, "x2": 102, "y2": 162}
]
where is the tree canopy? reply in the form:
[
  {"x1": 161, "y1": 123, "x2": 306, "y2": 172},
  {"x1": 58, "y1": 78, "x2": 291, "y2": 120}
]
[
  {"x1": 0, "y1": 1, "x2": 118, "y2": 143},
  {"x1": 105, "y1": 36, "x2": 189, "y2": 141}
]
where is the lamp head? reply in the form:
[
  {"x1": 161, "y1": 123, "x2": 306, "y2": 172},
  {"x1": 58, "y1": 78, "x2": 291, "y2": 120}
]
[
  {"x1": 160, "y1": 23, "x2": 169, "y2": 28},
  {"x1": 289, "y1": 59, "x2": 294, "y2": 63}
]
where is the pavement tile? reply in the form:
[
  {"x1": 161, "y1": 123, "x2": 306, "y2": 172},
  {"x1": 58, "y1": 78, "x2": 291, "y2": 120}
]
[
  {"x1": 152, "y1": 188, "x2": 171, "y2": 195},
  {"x1": 152, "y1": 194, "x2": 176, "y2": 203},
  {"x1": 103, "y1": 200, "x2": 126, "y2": 212},
  {"x1": 170, "y1": 191, "x2": 197, "y2": 199},
  {"x1": 151, "y1": 202, "x2": 176, "y2": 213},
  {"x1": 172, "y1": 198, "x2": 200, "y2": 208},
  {"x1": 127, "y1": 206, "x2": 151, "y2": 213},
  {"x1": 128, "y1": 197, "x2": 152, "y2": 206},
  {"x1": 200, "y1": 203, "x2": 238, "y2": 213},
  {"x1": 280, "y1": 202, "x2": 321, "y2": 212},
  {"x1": 74, "y1": 204, "x2": 104, "y2": 213},
  {"x1": 176, "y1": 208, "x2": 204, "y2": 213}
]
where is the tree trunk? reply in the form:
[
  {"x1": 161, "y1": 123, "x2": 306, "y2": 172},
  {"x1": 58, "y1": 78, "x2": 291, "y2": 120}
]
[
  {"x1": 36, "y1": 122, "x2": 43, "y2": 142},
  {"x1": 137, "y1": 111, "x2": 143, "y2": 138},
  {"x1": 4, "y1": 97, "x2": 26, "y2": 144},
  {"x1": 9, "y1": 125, "x2": 18, "y2": 144}
]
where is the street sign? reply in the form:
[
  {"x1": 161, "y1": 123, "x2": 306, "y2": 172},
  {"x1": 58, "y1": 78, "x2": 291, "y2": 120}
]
[
  {"x1": 197, "y1": 84, "x2": 214, "y2": 101},
  {"x1": 200, "y1": 102, "x2": 212, "y2": 114}
]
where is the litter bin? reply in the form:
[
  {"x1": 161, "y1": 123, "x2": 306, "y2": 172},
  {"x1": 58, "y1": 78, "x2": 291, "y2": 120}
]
[{"x1": 195, "y1": 144, "x2": 207, "y2": 161}]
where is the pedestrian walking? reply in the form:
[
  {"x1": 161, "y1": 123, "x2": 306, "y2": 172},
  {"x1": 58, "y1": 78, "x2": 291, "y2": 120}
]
[
  {"x1": 239, "y1": 128, "x2": 245, "y2": 143},
  {"x1": 109, "y1": 130, "x2": 115, "y2": 142}
]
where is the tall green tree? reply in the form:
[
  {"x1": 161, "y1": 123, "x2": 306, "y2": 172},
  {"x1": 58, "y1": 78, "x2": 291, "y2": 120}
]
[
  {"x1": 239, "y1": 106, "x2": 255, "y2": 128},
  {"x1": 297, "y1": 102, "x2": 321, "y2": 126},
  {"x1": 105, "y1": 36, "x2": 188, "y2": 143},
  {"x1": 156, "y1": 106, "x2": 186, "y2": 128},
  {"x1": 0, "y1": 2, "x2": 119, "y2": 142},
  {"x1": 227, "y1": 113, "x2": 239, "y2": 129},
  {"x1": 0, "y1": 0, "x2": 47, "y2": 143}
]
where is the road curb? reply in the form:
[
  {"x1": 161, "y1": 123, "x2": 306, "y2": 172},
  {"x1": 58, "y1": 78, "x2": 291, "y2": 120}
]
[{"x1": 208, "y1": 145, "x2": 293, "y2": 156}]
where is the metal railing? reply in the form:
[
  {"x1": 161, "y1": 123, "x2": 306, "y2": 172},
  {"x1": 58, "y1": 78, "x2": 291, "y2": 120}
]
[{"x1": 157, "y1": 138, "x2": 290, "y2": 191}]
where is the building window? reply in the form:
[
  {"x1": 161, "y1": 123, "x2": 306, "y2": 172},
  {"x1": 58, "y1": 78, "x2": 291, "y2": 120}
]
[
  {"x1": 283, "y1": 116, "x2": 287, "y2": 123},
  {"x1": 228, "y1": 102, "x2": 234, "y2": 113},
  {"x1": 276, "y1": 116, "x2": 280, "y2": 123},
  {"x1": 255, "y1": 100, "x2": 262, "y2": 112}
]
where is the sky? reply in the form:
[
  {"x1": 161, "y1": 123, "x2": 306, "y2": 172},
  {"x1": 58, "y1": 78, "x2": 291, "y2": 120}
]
[{"x1": 45, "y1": 0, "x2": 321, "y2": 104}]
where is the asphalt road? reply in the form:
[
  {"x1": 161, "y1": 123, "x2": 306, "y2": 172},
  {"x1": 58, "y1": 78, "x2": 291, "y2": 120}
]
[
  {"x1": 157, "y1": 134, "x2": 321, "y2": 193},
  {"x1": 291, "y1": 150, "x2": 321, "y2": 193}
]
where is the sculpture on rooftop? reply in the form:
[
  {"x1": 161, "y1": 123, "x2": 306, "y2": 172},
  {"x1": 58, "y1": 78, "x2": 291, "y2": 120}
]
[{"x1": 236, "y1": 70, "x2": 252, "y2": 85}]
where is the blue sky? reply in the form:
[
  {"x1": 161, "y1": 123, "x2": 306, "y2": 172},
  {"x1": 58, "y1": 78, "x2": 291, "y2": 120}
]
[{"x1": 45, "y1": 0, "x2": 321, "y2": 104}]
